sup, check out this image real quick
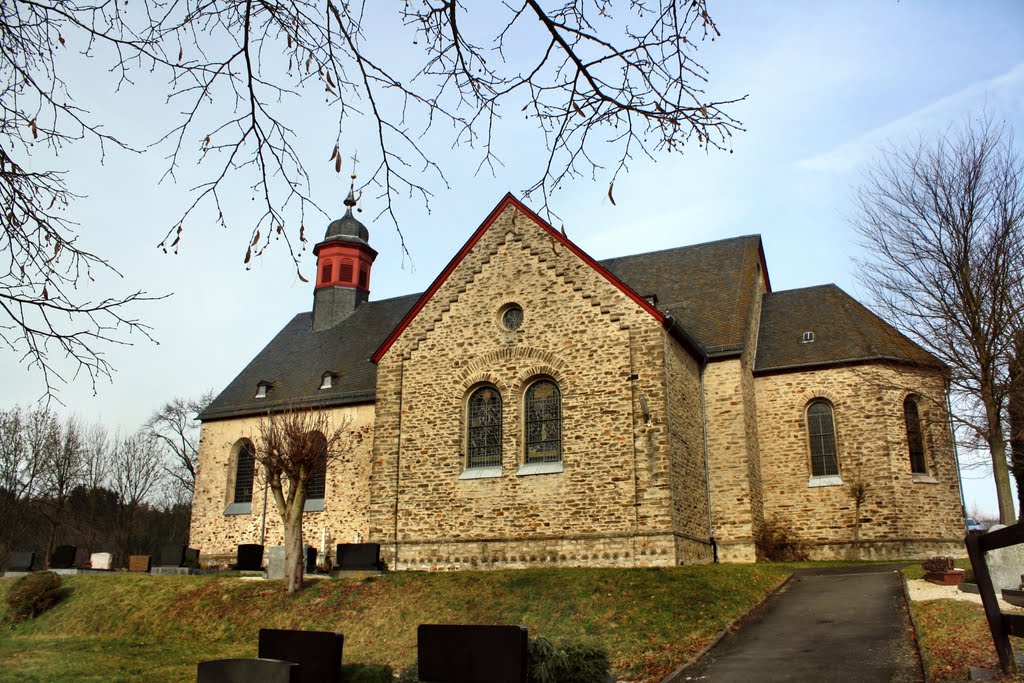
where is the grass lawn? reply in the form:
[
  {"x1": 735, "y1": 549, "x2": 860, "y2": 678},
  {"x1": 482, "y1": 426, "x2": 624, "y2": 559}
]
[{"x1": 0, "y1": 564, "x2": 789, "y2": 682}]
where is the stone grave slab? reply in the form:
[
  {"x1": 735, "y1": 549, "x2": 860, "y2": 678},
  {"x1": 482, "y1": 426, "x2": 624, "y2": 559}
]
[
  {"x1": 267, "y1": 546, "x2": 285, "y2": 580},
  {"x1": 258, "y1": 628, "x2": 344, "y2": 683},
  {"x1": 197, "y1": 658, "x2": 299, "y2": 683},
  {"x1": 984, "y1": 524, "x2": 1024, "y2": 591},
  {"x1": 50, "y1": 545, "x2": 77, "y2": 569},
  {"x1": 90, "y1": 552, "x2": 113, "y2": 570},
  {"x1": 417, "y1": 624, "x2": 528, "y2": 683},
  {"x1": 128, "y1": 555, "x2": 151, "y2": 572},
  {"x1": 236, "y1": 544, "x2": 264, "y2": 571},
  {"x1": 6, "y1": 551, "x2": 34, "y2": 572},
  {"x1": 334, "y1": 544, "x2": 381, "y2": 571}
]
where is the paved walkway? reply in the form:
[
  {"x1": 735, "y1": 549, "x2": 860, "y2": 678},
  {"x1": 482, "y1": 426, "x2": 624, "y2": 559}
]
[{"x1": 676, "y1": 565, "x2": 922, "y2": 682}]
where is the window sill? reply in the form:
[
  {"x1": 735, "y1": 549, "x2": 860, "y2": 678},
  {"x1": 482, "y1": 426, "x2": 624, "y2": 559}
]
[
  {"x1": 912, "y1": 473, "x2": 939, "y2": 484},
  {"x1": 458, "y1": 466, "x2": 502, "y2": 480},
  {"x1": 808, "y1": 475, "x2": 843, "y2": 488},
  {"x1": 517, "y1": 461, "x2": 564, "y2": 477},
  {"x1": 304, "y1": 498, "x2": 325, "y2": 512},
  {"x1": 224, "y1": 502, "x2": 252, "y2": 516}
]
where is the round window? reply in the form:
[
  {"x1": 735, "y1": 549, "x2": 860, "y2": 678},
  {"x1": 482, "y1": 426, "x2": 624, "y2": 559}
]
[{"x1": 501, "y1": 305, "x2": 524, "y2": 331}]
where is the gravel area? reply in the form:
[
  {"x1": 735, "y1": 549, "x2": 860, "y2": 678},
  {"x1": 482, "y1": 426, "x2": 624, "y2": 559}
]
[{"x1": 907, "y1": 578, "x2": 1024, "y2": 611}]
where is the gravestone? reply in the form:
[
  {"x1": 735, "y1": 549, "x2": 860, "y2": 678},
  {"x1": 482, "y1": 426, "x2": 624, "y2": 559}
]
[
  {"x1": 6, "y1": 551, "x2": 34, "y2": 572},
  {"x1": 267, "y1": 546, "x2": 285, "y2": 580},
  {"x1": 335, "y1": 544, "x2": 381, "y2": 571},
  {"x1": 158, "y1": 544, "x2": 186, "y2": 567},
  {"x1": 50, "y1": 545, "x2": 77, "y2": 569},
  {"x1": 128, "y1": 555, "x2": 151, "y2": 572},
  {"x1": 258, "y1": 628, "x2": 344, "y2": 683},
  {"x1": 306, "y1": 546, "x2": 317, "y2": 574},
  {"x1": 417, "y1": 624, "x2": 528, "y2": 683},
  {"x1": 185, "y1": 548, "x2": 201, "y2": 567},
  {"x1": 197, "y1": 658, "x2": 299, "y2": 683},
  {"x1": 90, "y1": 552, "x2": 113, "y2": 570},
  {"x1": 984, "y1": 524, "x2": 1024, "y2": 591},
  {"x1": 236, "y1": 544, "x2": 264, "y2": 571}
]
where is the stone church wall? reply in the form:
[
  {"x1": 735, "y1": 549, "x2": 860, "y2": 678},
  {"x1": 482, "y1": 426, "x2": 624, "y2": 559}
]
[
  {"x1": 755, "y1": 363, "x2": 964, "y2": 559},
  {"x1": 190, "y1": 404, "x2": 374, "y2": 564},
  {"x1": 368, "y1": 204, "x2": 709, "y2": 569}
]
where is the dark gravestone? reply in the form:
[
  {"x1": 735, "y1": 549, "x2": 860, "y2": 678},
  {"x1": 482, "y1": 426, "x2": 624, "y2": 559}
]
[
  {"x1": 334, "y1": 543, "x2": 381, "y2": 571},
  {"x1": 185, "y1": 548, "x2": 201, "y2": 568},
  {"x1": 258, "y1": 628, "x2": 344, "y2": 683},
  {"x1": 197, "y1": 658, "x2": 299, "y2": 683},
  {"x1": 158, "y1": 544, "x2": 186, "y2": 567},
  {"x1": 50, "y1": 545, "x2": 77, "y2": 569},
  {"x1": 7, "y1": 551, "x2": 34, "y2": 572},
  {"x1": 417, "y1": 624, "x2": 528, "y2": 683},
  {"x1": 306, "y1": 546, "x2": 317, "y2": 574},
  {"x1": 236, "y1": 544, "x2": 264, "y2": 570}
]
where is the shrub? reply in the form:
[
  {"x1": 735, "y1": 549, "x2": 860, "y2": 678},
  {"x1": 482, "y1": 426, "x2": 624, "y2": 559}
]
[
  {"x1": 5, "y1": 571, "x2": 62, "y2": 623},
  {"x1": 754, "y1": 518, "x2": 809, "y2": 562},
  {"x1": 921, "y1": 556, "x2": 954, "y2": 573},
  {"x1": 528, "y1": 635, "x2": 610, "y2": 683},
  {"x1": 963, "y1": 566, "x2": 975, "y2": 584}
]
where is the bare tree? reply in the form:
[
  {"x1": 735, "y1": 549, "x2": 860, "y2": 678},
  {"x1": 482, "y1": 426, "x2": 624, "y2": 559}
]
[
  {"x1": 3, "y1": 1, "x2": 740, "y2": 397},
  {"x1": 853, "y1": 115, "x2": 1024, "y2": 524},
  {"x1": 110, "y1": 430, "x2": 165, "y2": 563},
  {"x1": 254, "y1": 407, "x2": 363, "y2": 594},
  {"x1": 145, "y1": 391, "x2": 213, "y2": 496},
  {"x1": 39, "y1": 415, "x2": 86, "y2": 560}
]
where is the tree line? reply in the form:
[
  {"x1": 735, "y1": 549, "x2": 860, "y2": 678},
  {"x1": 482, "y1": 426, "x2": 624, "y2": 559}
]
[{"x1": 0, "y1": 394, "x2": 209, "y2": 569}]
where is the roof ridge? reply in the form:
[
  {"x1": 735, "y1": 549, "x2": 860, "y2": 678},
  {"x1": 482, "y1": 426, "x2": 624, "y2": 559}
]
[{"x1": 598, "y1": 234, "x2": 763, "y2": 263}]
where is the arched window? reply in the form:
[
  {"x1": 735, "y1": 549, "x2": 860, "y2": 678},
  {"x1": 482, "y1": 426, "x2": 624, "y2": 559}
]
[
  {"x1": 233, "y1": 439, "x2": 255, "y2": 504},
  {"x1": 306, "y1": 431, "x2": 327, "y2": 501},
  {"x1": 467, "y1": 386, "x2": 502, "y2": 468},
  {"x1": 904, "y1": 397, "x2": 927, "y2": 474},
  {"x1": 806, "y1": 400, "x2": 838, "y2": 477},
  {"x1": 525, "y1": 379, "x2": 561, "y2": 464}
]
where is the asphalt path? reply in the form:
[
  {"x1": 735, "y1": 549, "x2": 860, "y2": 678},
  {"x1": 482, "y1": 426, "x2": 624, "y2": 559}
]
[{"x1": 676, "y1": 564, "x2": 922, "y2": 682}]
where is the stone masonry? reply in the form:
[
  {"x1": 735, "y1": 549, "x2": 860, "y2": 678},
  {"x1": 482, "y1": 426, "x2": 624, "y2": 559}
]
[{"x1": 368, "y1": 203, "x2": 712, "y2": 570}]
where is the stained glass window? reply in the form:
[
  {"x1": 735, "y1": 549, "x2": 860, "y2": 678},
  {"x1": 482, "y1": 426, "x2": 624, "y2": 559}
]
[
  {"x1": 306, "y1": 431, "x2": 327, "y2": 500},
  {"x1": 467, "y1": 386, "x2": 502, "y2": 468},
  {"x1": 525, "y1": 380, "x2": 561, "y2": 463},
  {"x1": 502, "y1": 305, "x2": 523, "y2": 330},
  {"x1": 233, "y1": 440, "x2": 255, "y2": 504},
  {"x1": 806, "y1": 401, "x2": 838, "y2": 477},
  {"x1": 904, "y1": 398, "x2": 927, "y2": 474}
]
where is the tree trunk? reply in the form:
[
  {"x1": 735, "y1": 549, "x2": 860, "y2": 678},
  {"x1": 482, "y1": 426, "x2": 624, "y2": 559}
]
[
  {"x1": 283, "y1": 505, "x2": 305, "y2": 594},
  {"x1": 985, "y1": 397, "x2": 1017, "y2": 524}
]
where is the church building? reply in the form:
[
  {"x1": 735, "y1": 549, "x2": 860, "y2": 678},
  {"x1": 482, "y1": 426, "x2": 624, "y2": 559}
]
[{"x1": 190, "y1": 192, "x2": 966, "y2": 568}]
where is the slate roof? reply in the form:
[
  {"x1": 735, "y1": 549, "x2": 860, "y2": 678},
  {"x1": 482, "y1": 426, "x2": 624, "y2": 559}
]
[
  {"x1": 201, "y1": 236, "x2": 941, "y2": 422},
  {"x1": 601, "y1": 235, "x2": 767, "y2": 357},
  {"x1": 754, "y1": 284, "x2": 943, "y2": 374},
  {"x1": 200, "y1": 293, "x2": 419, "y2": 421}
]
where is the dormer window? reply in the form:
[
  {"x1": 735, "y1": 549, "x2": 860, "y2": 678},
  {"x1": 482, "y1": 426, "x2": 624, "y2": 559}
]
[
  {"x1": 801, "y1": 331, "x2": 815, "y2": 343},
  {"x1": 255, "y1": 382, "x2": 271, "y2": 399},
  {"x1": 320, "y1": 372, "x2": 336, "y2": 390}
]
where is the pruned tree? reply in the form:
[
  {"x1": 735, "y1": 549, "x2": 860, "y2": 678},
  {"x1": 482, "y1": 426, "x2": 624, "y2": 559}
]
[
  {"x1": 3, "y1": 0, "x2": 740, "y2": 397},
  {"x1": 852, "y1": 114, "x2": 1024, "y2": 524},
  {"x1": 254, "y1": 407, "x2": 362, "y2": 594},
  {"x1": 145, "y1": 391, "x2": 214, "y2": 497}
]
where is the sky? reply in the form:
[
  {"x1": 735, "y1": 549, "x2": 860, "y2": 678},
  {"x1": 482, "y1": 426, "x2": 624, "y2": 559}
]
[{"x1": 2, "y1": 1, "x2": 1023, "y2": 518}]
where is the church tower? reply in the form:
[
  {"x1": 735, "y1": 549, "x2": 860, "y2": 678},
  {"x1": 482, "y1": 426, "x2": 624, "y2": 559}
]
[{"x1": 311, "y1": 183, "x2": 377, "y2": 331}]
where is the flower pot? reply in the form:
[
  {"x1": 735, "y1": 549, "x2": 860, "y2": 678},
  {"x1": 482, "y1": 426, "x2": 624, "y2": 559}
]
[{"x1": 924, "y1": 569, "x2": 965, "y2": 585}]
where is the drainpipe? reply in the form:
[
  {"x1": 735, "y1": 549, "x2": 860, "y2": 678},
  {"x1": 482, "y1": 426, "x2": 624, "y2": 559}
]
[
  {"x1": 947, "y1": 384, "x2": 968, "y2": 530},
  {"x1": 260, "y1": 476, "x2": 269, "y2": 545}
]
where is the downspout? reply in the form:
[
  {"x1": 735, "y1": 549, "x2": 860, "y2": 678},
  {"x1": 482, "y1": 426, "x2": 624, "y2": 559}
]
[
  {"x1": 946, "y1": 381, "x2": 968, "y2": 530},
  {"x1": 259, "y1": 477, "x2": 269, "y2": 545}
]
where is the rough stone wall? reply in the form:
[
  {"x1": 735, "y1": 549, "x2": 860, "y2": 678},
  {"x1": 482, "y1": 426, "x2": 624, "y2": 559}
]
[
  {"x1": 755, "y1": 363, "x2": 963, "y2": 559},
  {"x1": 702, "y1": 266, "x2": 768, "y2": 563},
  {"x1": 190, "y1": 404, "x2": 374, "y2": 563},
  {"x1": 368, "y1": 204, "x2": 708, "y2": 569},
  {"x1": 663, "y1": 332, "x2": 713, "y2": 562}
]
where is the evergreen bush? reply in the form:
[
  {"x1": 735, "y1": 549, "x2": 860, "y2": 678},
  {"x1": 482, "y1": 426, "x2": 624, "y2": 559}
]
[{"x1": 5, "y1": 571, "x2": 62, "y2": 623}]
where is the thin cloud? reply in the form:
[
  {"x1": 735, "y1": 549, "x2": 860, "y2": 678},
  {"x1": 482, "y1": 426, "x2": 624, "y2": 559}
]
[{"x1": 795, "y1": 63, "x2": 1024, "y2": 174}]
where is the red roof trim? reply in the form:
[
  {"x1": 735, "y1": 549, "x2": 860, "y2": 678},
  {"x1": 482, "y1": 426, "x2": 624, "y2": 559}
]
[{"x1": 371, "y1": 193, "x2": 666, "y2": 363}]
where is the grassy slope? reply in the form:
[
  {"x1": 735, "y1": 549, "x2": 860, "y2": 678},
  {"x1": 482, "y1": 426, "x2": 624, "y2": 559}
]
[{"x1": 0, "y1": 565, "x2": 789, "y2": 683}]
